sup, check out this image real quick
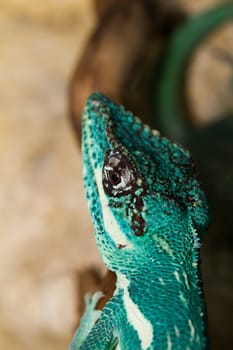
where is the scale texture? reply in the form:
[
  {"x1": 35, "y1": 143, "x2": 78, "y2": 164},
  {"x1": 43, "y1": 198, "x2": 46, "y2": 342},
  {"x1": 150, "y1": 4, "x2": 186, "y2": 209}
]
[{"x1": 70, "y1": 93, "x2": 210, "y2": 350}]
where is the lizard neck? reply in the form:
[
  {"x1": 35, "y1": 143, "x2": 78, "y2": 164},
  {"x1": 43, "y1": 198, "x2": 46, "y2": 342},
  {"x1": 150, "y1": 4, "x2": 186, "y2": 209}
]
[{"x1": 116, "y1": 250, "x2": 207, "y2": 349}]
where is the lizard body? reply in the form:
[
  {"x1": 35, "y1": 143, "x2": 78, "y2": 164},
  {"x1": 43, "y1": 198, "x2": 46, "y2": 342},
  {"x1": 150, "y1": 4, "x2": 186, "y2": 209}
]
[{"x1": 70, "y1": 93, "x2": 210, "y2": 350}]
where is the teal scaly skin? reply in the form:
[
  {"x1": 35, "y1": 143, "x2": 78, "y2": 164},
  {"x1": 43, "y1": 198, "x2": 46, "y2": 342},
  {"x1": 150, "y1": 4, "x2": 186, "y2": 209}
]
[{"x1": 70, "y1": 93, "x2": 210, "y2": 350}]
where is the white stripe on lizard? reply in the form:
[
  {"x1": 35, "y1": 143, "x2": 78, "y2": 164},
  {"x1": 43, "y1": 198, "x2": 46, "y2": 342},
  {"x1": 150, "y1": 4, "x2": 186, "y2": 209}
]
[
  {"x1": 94, "y1": 168, "x2": 132, "y2": 248},
  {"x1": 83, "y1": 119, "x2": 131, "y2": 249},
  {"x1": 118, "y1": 274, "x2": 153, "y2": 350},
  {"x1": 188, "y1": 319, "x2": 195, "y2": 342}
]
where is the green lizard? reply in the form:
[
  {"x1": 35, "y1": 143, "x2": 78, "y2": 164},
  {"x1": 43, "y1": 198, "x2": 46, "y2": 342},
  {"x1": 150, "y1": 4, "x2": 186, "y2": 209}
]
[
  {"x1": 70, "y1": 92, "x2": 210, "y2": 350},
  {"x1": 69, "y1": 3, "x2": 233, "y2": 349}
]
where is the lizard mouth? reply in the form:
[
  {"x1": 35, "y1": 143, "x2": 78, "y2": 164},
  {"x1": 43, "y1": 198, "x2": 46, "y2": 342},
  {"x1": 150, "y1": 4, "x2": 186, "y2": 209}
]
[{"x1": 117, "y1": 243, "x2": 127, "y2": 249}]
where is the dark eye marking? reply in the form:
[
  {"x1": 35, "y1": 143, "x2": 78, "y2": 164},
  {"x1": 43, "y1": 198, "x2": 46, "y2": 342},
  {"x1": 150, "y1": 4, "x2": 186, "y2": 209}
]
[
  {"x1": 102, "y1": 149, "x2": 147, "y2": 237},
  {"x1": 102, "y1": 150, "x2": 136, "y2": 196}
]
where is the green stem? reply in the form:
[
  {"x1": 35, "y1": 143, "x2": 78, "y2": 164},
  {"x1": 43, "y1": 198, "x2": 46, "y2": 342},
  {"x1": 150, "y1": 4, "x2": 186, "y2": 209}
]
[{"x1": 154, "y1": 2, "x2": 233, "y2": 142}]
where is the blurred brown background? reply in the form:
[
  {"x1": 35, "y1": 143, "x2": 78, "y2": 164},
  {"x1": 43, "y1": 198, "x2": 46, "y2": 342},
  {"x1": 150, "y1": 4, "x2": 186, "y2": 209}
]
[
  {"x1": 0, "y1": 1, "x2": 232, "y2": 349},
  {"x1": 0, "y1": 1, "x2": 102, "y2": 349}
]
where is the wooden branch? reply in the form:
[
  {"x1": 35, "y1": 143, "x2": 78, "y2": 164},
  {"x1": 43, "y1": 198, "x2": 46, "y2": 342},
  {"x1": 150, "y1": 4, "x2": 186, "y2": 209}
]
[{"x1": 69, "y1": 0, "x2": 170, "y2": 140}]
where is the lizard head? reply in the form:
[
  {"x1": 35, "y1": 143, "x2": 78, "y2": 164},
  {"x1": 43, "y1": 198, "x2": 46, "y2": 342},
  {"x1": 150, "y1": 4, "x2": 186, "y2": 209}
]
[{"x1": 82, "y1": 92, "x2": 210, "y2": 273}]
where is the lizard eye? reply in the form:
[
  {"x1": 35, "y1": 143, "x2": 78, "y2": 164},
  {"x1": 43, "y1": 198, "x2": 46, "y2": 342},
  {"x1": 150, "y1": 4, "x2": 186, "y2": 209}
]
[
  {"x1": 103, "y1": 151, "x2": 135, "y2": 196},
  {"x1": 108, "y1": 171, "x2": 121, "y2": 185}
]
